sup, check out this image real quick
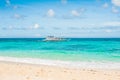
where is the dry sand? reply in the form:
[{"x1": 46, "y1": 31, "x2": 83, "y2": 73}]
[{"x1": 0, "y1": 61, "x2": 120, "y2": 80}]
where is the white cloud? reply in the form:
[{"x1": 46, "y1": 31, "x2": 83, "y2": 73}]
[
  {"x1": 61, "y1": 0, "x2": 67, "y2": 4},
  {"x1": 14, "y1": 14, "x2": 21, "y2": 19},
  {"x1": 13, "y1": 14, "x2": 26, "y2": 19},
  {"x1": 80, "y1": 8, "x2": 86, "y2": 12},
  {"x1": 6, "y1": 0, "x2": 11, "y2": 6},
  {"x1": 71, "y1": 10, "x2": 80, "y2": 17},
  {"x1": 47, "y1": 9, "x2": 55, "y2": 17},
  {"x1": 71, "y1": 8, "x2": 85, "y2": 17},
  {"x1": 7, "y1": 25, "x2": 13, "y2": 29},
  {"x1": 103, "y1": 3, "x2": 109, "y2": 8},
  {"x1": 105, "y1": 29, "x2": 112, "y2": 33},
  {"x1": 34, "y1": 24, "x2": 40, "y2": 29},
  {"x1": 112, "y1": 6, "x2": 119, "y2": 13},
  {"x1": 112, "y1": 0, "x2": 120, "y2": 7},
  {"x1": 104, "y1": 21, "x2": 120, "y2": 26},
  {"x1": 13, "y1": 5, "x2": 18, "y2": 9}
]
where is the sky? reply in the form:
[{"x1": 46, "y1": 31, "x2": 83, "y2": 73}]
[{"x1": 0, "y1": 0, "x2": 120, "y2": 38}]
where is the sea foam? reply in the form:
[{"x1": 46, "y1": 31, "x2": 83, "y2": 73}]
[{"x1": 0, "y1": 56, "x2": 120, "y2": 69}]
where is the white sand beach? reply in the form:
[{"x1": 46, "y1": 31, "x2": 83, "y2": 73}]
[{"x1": 0, "y1": 57, "x2": 120, "y2": 80}]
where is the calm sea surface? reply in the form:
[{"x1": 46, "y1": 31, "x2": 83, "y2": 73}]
[{"x1": 0, "y1": 38, "x2": 120, "y2": 62}]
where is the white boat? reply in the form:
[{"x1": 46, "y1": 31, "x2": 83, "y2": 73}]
[{"x1": 43, "y1": 36, "x2": 66, "y2": 41}]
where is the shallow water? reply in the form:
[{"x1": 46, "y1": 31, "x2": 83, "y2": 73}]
[{"x1": 0, "y1": 38, "x2": 120, "y2": 62}]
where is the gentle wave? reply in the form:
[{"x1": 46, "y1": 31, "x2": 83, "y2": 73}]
[{"x1": 0, "y1": 56, "x2": 120, "y2": 69}]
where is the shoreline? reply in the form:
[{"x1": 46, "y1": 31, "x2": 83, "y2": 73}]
[
  {"x1": 0, "y1": 56, "x2": 120, "y2": 69},
  {"x1": 0, "y1": 59, "x2": 120, "y2": 80},
  {"x1": 0, "y1": 56, "x2": 120, "y2": 80}
]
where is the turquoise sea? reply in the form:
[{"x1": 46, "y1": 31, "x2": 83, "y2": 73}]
[{"x1": 0, "y1": 38, "x2": 120, "y2": 62}]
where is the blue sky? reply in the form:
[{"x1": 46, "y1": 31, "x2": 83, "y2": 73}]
[{"x1": 0, "y1": 0, "x2": 120, "y2": 38}]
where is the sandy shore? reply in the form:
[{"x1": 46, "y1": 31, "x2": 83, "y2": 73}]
[{"x1": 0, "y1": 61, "x2": 120, "y2": 80}]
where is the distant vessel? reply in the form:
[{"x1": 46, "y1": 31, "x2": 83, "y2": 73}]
[{"x1": 43, "y1": 36, "x2": 66, "y2": 41}]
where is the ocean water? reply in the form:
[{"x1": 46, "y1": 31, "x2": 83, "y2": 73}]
[{"x1": 0, "y1": 38, "x2": 120, "y2": 62}]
